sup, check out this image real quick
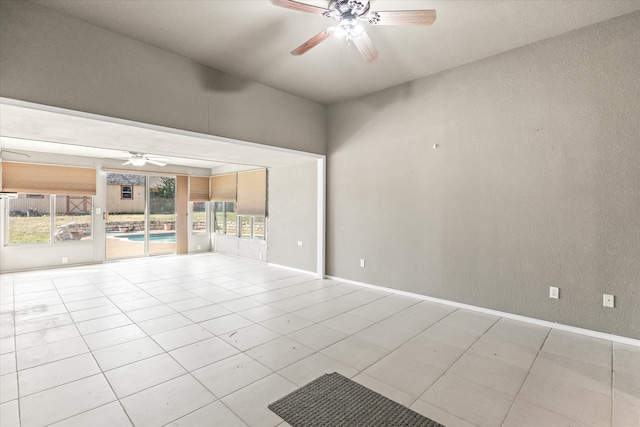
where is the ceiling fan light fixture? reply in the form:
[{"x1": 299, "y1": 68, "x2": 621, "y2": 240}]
[
  {"x1": 334, "y1": 18, "x2": 364, "y2": 41},
  {"x1": 129, "y1": 157, "x2": 146, "y2": 166}
]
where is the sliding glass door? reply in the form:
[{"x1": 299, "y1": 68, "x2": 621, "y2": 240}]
[
  {"x1": 149, "y1": 176, "x2": 176, "y2": 256},
  {"x1": 105, "y1": 173, "x2": 175, "y2": 259}
]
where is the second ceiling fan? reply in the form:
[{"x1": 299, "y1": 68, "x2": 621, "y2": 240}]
[{"x1": 272, "y1": 0, "x2": 437, "y2": 62}]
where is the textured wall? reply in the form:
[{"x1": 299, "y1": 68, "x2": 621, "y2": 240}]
[
  {"x1": 268, "y1": 161, "x2": 318, "y2": 273},
  {"x1": 327, "y1": 12, "x2": 640, "y2": 339},
  {"x1": 0, "y1": 0, "x2": 326, "y2": 154}
]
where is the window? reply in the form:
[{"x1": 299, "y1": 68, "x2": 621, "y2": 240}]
[
  {"x1": 213, "y1": 201, "x2": 236, "y2": 235},
  {"x1": 238, "y1": 215, "x2": 266, "y2": 240},
  {"x1": 240, "y1": 216, "x2": 252, "y2": 238},
  {"x1": 7, "y1": 194, "x2": 51, "y2": 244},
  {"x1": 121, "y1": 185, "x2": 133, "y2": 199},
  {"x1": 191, "y1": 201, "x2": 208, "y2": 234},
  {"x1": 6, "y1": 194, "x2": 94, "y2": 245},
  {"x1": 253, "y1": 217, "x2": 266, "y2": 240},
  {"x1": 54, "y1": 195, "x2": 93, "y2": 241}
]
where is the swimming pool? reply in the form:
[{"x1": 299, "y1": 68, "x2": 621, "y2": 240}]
[{"x1": 115, "y1": 232, "x2": 176, "y2": 243}]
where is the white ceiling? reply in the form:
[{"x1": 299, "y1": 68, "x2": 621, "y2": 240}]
[
  {"x1": 32, "y1": 0, "x2": 640, "y2": 104},
  {"x1": 2, "y1": 0, "x2": 639, "y2": 170}
]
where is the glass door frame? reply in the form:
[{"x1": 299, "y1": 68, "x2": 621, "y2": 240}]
[{"x1": 105, "y1": 172, "x2": 177, "y2": 259}]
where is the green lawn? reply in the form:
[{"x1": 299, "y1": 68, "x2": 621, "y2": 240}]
[
  {"x1": 8, "y1": 216, "x2": 52, "y2": 243},
  {"x1": 9, "y1": 214, "x2": 92, "y2": 244}
]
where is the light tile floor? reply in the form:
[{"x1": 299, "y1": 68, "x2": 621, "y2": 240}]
[{"x1": 0, "y1": 253, "x2": 639, "y2": 427}]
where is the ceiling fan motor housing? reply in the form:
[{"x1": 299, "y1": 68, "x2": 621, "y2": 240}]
[{"x1": 326, "y1": 0, "x2": 371, "y2": 20}]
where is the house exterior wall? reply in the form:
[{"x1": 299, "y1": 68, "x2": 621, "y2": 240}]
[{"x1": 106, "y1": 185, "x2": 145, "y2": 214}]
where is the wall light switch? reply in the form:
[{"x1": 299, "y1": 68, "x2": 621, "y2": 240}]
[
  {"x1": 95, "y1": 208, "x2": 102, "y2": 215},
  {"x1": 549, "y1": 286, "x2": 559, "y2": 299},
  {"x1": 297, "y1": 241, "x2": 303, "y2": 246},
  {"x1": 603, "y1": 294, "x2": 615, "y2": 308}
]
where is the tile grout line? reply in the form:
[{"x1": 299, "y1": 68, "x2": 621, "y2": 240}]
[
  {"x1": 8, "y1": 254, "x2": 626, "y2": 427},
  {"x1": 163, "y1": 281, "x2": 415, "y2": 425},
  {"x1": 610, "y1": 343, "x2": 614, "y2": 427},
  {"x1": 96, "y1": 262, "x2": 282, "y2": 426},
  {"x1": 405, "y1": 308, "x2": 489, "y2": 415},
  {"x1": 52, "y1": 266, "x2": 138, "y2": 427},
  {"x1": 135, "y1": 263, "x2": 308, "y2": 427},
  {"x1": 497, "y1": 326, "x2": 552, "y2": 426},
  {"x1": 13, "y1": 274, "x2": 22, "y2": 427},
  {"x1": 104, "y1": 266, "x2": 217, "y2": 427}
]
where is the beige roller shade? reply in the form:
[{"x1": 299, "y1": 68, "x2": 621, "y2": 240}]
[
  {"x1": 1, "y1": 162, "x2": 96, "y2": 195},
  {"x1": 176, "y1": 175, "x2": 189, "y2": 254},
  {"x1": 189, "y1": 176, "x2": 210, "y2": 201},
  {"x1": 210, "y1": 173, "x2": 237, "y2": 201},
  {"x1": 237, "y1": 169, "x2": 267, "y2": 216}
]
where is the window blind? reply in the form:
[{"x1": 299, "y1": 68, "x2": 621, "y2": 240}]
[
  {"x1": 1, "y1": 162, "x2": 96, "y2": 195},
  {"x1": 237, "y1": 169, "x2": 266, "y2": 216},
  {"x1": 210, "y1": 173, "x2": 237, "y2": 201},
  {"x1": 176, "y1": 175, "x2": 189, "y2": 254},
  {"x1": 189, "y1": 176, "x2": 210, "y2": 201}
]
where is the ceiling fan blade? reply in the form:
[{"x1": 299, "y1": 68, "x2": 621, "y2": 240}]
[
  {"x1": 122, "y1": 160, "x2": 133, "y2": 166},
  {"x1": 353, "y1": 30, "x2": 379, "y2": 62},
  {"x1": 291, "y1": 28, "x2": 333, "y2": 56},
  {"x1": 271, "y1": 0, "x2": 329, "y2": 16},
  {"x1": 147, "y1": 159, "x2": 167, "y2": 167},
  {"x1": 148, "y1": 156, "x2": 171, "y2": 162},
  {"x1": 368, "y1": 10, "x2": 437, "y2": 25}
]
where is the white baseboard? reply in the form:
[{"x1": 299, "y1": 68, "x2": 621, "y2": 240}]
[
  {"x1": 326, "y1": 275, "x2": 640, "y2": 347},
  {"x1": 268, "y1": 263, "x2": 319, "y2": 277}
]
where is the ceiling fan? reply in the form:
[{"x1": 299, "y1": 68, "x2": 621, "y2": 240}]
[
  {"x1": 271, "y1": 0, "x2": 437, "y2": 62},
  {"x1": 122, "y1": 152, "x2": 171, "y2": 167}
]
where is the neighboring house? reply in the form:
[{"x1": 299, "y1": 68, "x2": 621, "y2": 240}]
[{"x1": 106, "y1": 174, "x2": 146, "y2": 214}]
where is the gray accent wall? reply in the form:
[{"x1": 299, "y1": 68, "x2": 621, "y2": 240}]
[
  {"x1": 327, "y1": 12, "x2": 640, "y2": 339},
  {"x1": 268, "y1": 162, "x2": 319, "y2": 273},
  {"x1": 0, "y1": 0, "x2": 326, "y2": 154}
]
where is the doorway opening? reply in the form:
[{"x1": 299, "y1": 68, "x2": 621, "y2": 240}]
[{"x1": 105, "y1": 172, "x2": 176, "y2": 259}]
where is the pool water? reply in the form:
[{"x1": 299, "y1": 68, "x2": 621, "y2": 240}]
[{"x1": 116, "y1": 232, "x2": 176, "y2": 243}]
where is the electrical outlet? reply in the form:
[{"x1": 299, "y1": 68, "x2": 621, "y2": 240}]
[
  {"x1": 259, "y1": 253, "x2": 263, "y2": 260},
  {"x1": 360, "y1": 259, "x2": 365, "y2": 268},
  {"x1": 603, "y1": 294, "x2": 615, "y2": 308},
  {"x1": 197, "y1": 245, "x2": 201, "y2": 251},
  {"x1": 61, "y1": 257, "x2": 68, "y2": 264},
  {"x1": 297, "y1": 241, "x2": 303, "y2": 246},
  {"x1": 549, "y1": 286, "x2": 559, "y2": 299}
]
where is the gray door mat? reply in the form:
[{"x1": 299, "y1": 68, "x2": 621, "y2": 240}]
[{"x1": 268, "y1": 372, "x2": 445, "y2": 427}]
